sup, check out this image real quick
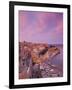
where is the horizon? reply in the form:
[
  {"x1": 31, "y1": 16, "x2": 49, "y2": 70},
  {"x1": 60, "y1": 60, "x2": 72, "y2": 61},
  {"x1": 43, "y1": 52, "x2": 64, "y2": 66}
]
[{"x1": 19, "y1": 40, "x2": 63, "y2": 45}]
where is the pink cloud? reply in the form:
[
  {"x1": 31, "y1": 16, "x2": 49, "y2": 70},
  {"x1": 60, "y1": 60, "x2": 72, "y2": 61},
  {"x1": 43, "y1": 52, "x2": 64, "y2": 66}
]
[
  {"x1": 56, "y1": 21, "x2": 63, "y2": 32},
  {"x1": 19, "y1": 11, "x2": 28, "y2": 32},
  {"x1": 19, "y1": 11, "x2": 63, "y2": 44}
]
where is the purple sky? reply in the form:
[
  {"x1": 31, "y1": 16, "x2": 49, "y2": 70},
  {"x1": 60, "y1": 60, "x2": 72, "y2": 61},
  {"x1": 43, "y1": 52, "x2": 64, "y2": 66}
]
[{"x1": 19, "y1": 11, "x2": 63, "y2": 44}]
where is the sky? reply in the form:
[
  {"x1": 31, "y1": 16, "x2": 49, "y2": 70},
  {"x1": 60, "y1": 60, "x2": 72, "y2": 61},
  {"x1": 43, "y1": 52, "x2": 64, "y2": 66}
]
[{"x1": 19, "y1": 10, "x2": 63, "y2": 44}]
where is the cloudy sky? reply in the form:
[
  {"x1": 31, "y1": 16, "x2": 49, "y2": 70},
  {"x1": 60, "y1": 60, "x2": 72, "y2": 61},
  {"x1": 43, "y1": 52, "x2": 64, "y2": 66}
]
[{"x1": 19, "y1": 10, "x2": 63, "y2": 44}]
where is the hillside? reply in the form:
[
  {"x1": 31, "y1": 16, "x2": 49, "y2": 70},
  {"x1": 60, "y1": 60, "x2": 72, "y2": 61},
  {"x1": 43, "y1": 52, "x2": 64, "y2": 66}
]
[{"x1": 19, "y1": 41, "x2": 61, "y2": 79}]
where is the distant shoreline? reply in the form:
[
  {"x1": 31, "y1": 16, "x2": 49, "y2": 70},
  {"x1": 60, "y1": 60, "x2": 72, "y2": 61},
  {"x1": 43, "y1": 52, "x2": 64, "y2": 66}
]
[{"x1": 19, "y1": 41, "x2": 63, "y2": 46}]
